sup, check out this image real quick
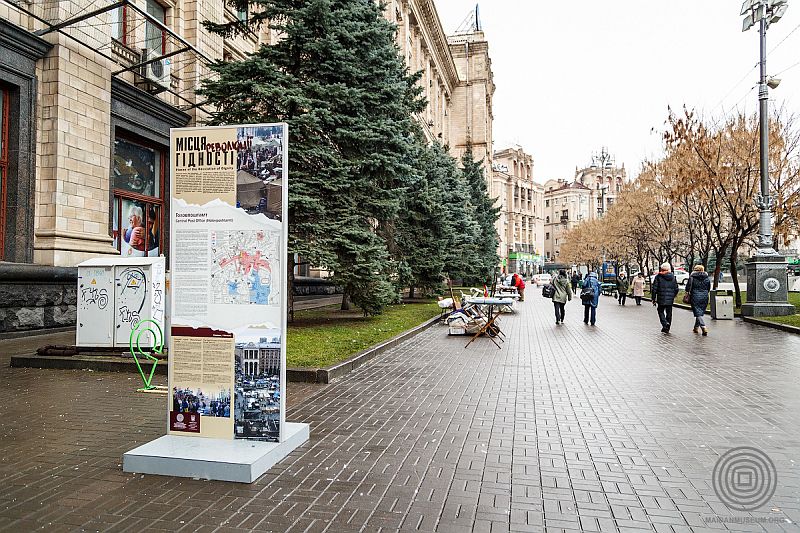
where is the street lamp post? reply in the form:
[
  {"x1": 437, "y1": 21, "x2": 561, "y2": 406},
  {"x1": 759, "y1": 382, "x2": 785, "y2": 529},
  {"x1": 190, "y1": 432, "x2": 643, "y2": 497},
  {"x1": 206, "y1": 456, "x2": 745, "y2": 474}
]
[
  {"x1": 593, "y1": 146, "x2": 611, "y2": 218},
  {"x1": 740, "y1": 0, "x2": 795, "y2": 317}
]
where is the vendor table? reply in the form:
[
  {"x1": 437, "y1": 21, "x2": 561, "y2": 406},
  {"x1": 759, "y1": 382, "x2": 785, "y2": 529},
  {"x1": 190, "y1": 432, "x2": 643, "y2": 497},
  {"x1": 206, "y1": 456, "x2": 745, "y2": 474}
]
[{"x1": 462, "y1": 297, "x2": 513, "y2": 349}]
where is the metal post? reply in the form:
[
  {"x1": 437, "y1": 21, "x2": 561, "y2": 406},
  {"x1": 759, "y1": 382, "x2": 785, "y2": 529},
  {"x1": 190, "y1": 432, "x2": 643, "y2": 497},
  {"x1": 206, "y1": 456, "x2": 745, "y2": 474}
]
[{"x1": 756, "y1": 8, "x2": 777, "y2": 256}]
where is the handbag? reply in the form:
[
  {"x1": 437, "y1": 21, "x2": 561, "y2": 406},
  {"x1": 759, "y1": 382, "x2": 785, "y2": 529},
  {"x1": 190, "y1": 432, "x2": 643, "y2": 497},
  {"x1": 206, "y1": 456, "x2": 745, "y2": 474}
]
[
  {"x1": 542, "y1": 283, "x2": 556, "y2": 299},
  {"x1": 682, "y1": 277, "x2": 692, "y2": 304}
]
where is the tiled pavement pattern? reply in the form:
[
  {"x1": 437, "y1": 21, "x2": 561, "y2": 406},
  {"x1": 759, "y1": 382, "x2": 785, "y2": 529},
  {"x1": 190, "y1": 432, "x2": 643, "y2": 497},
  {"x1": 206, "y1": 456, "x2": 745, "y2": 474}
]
[{"x1": 1, "y1": 293, "x2": 799, "y2": 532}]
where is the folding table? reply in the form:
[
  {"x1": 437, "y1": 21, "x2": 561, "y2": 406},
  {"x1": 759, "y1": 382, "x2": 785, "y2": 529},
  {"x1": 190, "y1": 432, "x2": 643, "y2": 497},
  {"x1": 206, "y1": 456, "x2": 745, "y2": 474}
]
[{"x1": 462, "y1": 297, "x2": 513, "y2": 349}]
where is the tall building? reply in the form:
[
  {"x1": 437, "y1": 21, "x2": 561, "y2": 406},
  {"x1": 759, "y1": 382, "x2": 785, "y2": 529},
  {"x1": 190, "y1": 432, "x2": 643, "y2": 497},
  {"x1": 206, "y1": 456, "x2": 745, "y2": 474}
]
[
  {"x1": 447, "y1": 30, "x2": 494, "y2": 172},
  {"x1": 542, "y1": 149, "x2": 626, "y2": 263},
  {"x1": 0, "y1": 1, "x2": 266, "y2": 268},
  {"x1": 492, "y1": 146, "x2": 543, "y2": 276},
  {"x1": 543, "y1": 180, "x2": 592, "y2": 262},
  {"x1": 384, "y1": 0, "x2": 457, "y2": 147},
  {"x1": 0, "y1": 1, "x2": 496, "y2": 331}
]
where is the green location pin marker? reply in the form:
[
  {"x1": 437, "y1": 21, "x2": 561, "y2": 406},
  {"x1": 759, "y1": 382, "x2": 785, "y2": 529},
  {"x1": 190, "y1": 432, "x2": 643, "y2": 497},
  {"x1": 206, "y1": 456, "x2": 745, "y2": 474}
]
[{"x1": 129, "y1": 319, "x2": 164, "y2": 390}]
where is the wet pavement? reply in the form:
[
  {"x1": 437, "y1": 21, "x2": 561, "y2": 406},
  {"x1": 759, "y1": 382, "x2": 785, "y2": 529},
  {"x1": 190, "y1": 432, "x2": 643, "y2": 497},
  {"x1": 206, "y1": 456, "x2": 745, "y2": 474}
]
[{"x1": 1, "y1": 292, "x2": 799, "y2": 532}]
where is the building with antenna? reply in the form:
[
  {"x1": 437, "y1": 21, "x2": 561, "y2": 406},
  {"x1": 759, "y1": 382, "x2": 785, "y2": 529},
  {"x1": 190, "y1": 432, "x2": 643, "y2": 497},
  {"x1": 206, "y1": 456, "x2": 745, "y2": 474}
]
[{"x1": 383, "y1": 2, "x2": 494, "y2": 172}]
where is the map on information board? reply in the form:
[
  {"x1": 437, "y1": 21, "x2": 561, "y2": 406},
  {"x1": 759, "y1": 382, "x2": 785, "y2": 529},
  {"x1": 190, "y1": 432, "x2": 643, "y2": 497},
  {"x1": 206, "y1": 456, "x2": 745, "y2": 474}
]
[{"x1": 210, "y1": 230, "x2": 280, "y2": 306}]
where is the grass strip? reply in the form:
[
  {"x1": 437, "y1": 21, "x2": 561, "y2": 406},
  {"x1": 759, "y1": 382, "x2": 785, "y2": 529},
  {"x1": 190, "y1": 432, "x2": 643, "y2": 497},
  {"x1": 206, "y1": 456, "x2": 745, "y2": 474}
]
[{"x1": 286, "y1": 301, "x2": 440, "y2": 368}]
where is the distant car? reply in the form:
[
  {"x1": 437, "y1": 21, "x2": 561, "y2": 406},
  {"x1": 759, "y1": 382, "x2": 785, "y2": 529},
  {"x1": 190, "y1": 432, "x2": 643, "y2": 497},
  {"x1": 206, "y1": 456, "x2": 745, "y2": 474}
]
[
  {"x1": 650, "y1": 268, "x2": 690, "y2": 285},
  {"x1": 532, "y1": 273, "x2": 552, "y2": 287}
]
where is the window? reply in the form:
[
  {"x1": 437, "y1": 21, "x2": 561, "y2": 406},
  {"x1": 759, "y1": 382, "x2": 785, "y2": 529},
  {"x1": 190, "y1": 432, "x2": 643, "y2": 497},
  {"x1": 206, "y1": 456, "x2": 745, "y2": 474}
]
[
  {"x1": 236, "y1": 6, "x2": 249, "y2": 22},
  {"x1": 145, "y1": 0, "x2": 166, "y2": 55},
  {"x1": 545, "y1": 232, "x2": 550, "y2": 240},
  {"x1": 545, "y1": 199, "x2": 549, "y2": 207},
  {"x1": 0, "y1": 88, "x2": 8, "y2": 257},
  {"x1": 111, "y1": 5, "x2": 128, "y2": 44},
  {"x1": 545, "y1": 216, "x2": 550, "y2": 224},
  {"x1": 111, "y1": 135, "x2": 165, "y2": 257}
]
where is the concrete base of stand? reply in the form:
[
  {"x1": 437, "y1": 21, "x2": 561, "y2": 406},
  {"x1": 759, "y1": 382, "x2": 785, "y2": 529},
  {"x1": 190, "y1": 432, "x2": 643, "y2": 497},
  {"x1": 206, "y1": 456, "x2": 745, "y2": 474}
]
[{"x1": 122, "y1": 422, "x2": 309, "y2": 483}]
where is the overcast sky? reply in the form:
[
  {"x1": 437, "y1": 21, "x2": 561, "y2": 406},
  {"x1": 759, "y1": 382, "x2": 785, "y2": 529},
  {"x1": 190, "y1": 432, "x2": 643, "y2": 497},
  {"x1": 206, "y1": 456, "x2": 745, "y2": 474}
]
[{"x1": 435, "y1": 1, "x2": 800, "y2": 183}]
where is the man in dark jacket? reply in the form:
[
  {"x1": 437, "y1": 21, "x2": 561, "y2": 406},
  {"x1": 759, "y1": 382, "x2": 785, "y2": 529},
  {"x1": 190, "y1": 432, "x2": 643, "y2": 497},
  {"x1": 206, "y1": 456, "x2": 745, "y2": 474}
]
[
  {"x1": 651, "y1": 262, "x2": 680, "y2": 333},
  {"x1": 570, "y1": 271, "x2": 581, "y2": 292}
]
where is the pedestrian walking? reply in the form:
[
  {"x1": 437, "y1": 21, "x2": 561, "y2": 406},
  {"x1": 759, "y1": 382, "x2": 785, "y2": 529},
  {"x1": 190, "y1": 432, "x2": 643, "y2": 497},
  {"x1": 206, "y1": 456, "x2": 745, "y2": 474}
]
[
  {"x1": 580, "y1": 271, "x2": 601, "y2": 326},
  {"x1": 616, "y1": 272, "x2": 630, "y2": 306},
  {"x1": 570, "y1": 271, "x2": 581, "y2": 292},
  {"x1": 651, "y1": 262, "x2": 680, "y2": 333},
  {"x1": 552, "y1": 269, "x2": 572, "y2": 324},
  {"x1": 632, "y1": 272, "x2": 645, "y2": 305},
  {"x1": 686, "y1": 264, "x2": 711, "y2": 336}
]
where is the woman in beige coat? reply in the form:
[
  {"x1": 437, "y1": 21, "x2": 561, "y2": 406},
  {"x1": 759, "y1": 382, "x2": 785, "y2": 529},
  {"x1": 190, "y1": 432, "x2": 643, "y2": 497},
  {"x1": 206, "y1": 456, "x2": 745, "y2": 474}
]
[{"x1": 632, "y1": 272, "x2": 646, "y2": 306}]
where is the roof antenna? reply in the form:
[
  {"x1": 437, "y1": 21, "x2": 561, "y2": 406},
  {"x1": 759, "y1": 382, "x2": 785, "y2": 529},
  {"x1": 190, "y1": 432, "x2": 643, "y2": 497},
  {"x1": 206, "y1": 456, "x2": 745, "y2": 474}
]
[{"x1": 455, "y1": 4, "x2": 481, "y2": 34}]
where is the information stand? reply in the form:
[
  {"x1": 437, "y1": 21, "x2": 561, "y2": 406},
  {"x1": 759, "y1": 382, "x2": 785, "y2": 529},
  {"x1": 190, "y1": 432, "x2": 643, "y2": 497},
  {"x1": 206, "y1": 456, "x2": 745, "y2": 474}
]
[{"x1": 123, "y1": 123, "x2": 309, "y2": 482}]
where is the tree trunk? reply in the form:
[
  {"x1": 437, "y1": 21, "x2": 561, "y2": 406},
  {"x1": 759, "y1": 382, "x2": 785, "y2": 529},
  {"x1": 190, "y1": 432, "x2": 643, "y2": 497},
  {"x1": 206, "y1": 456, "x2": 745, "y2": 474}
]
[
  {"x1": 341, "y1": 292, "x2": 350, "y2": 311},
  {"x1": 730, "y1": 246, "x2": 742, "y2": 308},
  {"x1": 711, "y1": 243, "x2": 729, "y2": 291},
  {"x1": 288, "y1": 253, "x2": 295, "y2": 323}
]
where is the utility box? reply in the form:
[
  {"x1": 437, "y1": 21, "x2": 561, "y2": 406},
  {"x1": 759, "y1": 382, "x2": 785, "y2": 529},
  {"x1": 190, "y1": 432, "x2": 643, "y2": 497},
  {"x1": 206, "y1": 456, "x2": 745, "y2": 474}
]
[
  {"x1": 711, "y1": 289, "x2": 734, "y2": 320},
  {"x1": 77, "y1": 257, "x2": 166, "y2": 348},
  {"x1": 76, "y1": 264, "x2": 114, "y2": 346}
]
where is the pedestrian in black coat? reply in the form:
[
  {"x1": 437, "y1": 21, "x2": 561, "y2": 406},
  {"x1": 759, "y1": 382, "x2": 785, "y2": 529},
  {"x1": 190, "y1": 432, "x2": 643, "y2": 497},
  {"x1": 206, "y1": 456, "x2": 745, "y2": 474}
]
[
  {"x1": 570, "y1": 271, "x2": 581, "y2": 292},
  {"x1": 686, "y1": 265, "x2": 711, "y2": 336},
  {"x1": 651, "y1": 262, "x2": 680, "y2": 333}
]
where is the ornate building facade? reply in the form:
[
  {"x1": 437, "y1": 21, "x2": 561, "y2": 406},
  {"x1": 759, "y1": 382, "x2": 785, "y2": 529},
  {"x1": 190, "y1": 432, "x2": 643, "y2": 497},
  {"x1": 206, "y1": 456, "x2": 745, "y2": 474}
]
[
  {"x1": 542, "y1": 149, "x2": 627, "y2": 263},
  {"x1": 447, "y1": 30, "x2": 494, "y2": 171},
  {"x1": 574, "y1": 150, "x2": 626, "y2": 220},
  {"x1": 542, "y1": 180, "x2": 591, "y2": 262},
  {"x1": 384, "y1": 1, "x2": 494, "y2": 171},
  {"x1": 492, "y1": 146, "x2": 543, "y2": 276}
]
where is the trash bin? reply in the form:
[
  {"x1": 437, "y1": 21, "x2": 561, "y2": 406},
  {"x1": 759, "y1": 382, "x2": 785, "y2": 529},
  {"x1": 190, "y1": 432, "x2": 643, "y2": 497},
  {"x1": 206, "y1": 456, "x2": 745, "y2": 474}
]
[{"x1": 711, "y1": 289, "x2": 734, "y2": 320}]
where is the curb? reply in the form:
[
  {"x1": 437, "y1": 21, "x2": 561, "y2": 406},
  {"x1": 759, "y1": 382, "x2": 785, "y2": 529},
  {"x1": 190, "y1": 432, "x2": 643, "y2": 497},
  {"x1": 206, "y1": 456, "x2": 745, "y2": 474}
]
[
  {"x1": 9, "y1": 354, "x2": 168, "y2": 374},
  {"x1": 287, "y1": 315, "x2": 441, "y2": 384},
  {"x1": 9, "y1": 315, "x2": 442, "y2": 385},
  {"x1": 741, "y1": 316, "x2": 800, "y2": 335}
]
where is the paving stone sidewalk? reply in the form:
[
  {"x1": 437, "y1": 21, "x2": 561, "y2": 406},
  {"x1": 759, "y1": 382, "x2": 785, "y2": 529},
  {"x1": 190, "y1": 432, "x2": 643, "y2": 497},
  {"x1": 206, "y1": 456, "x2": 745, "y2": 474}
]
[{"x1": 1, "y1": 292, "x2": 799, "y2": 532}]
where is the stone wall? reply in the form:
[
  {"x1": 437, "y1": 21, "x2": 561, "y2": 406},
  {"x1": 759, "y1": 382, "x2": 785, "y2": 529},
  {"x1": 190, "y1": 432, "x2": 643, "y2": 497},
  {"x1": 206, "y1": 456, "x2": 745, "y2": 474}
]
[{"x1": 0, "y1": 263, "x2": 77, "y2": 334}]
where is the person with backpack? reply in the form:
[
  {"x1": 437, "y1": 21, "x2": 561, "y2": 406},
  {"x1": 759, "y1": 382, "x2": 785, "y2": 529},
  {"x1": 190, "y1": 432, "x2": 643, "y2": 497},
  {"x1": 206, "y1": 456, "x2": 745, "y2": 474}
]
[
  {"x1": 616, "y1": 272, "x2": 630, "y2": 306},
  {"x1": 686, "y1": 264, "x2": 711, "y2": 335},
  {"x1": 651, "y1": 262, "x2": 680, "y2": 333},
  {"x1": 580, "y1": 271, "x2": 601, "y2": 325},
  {"x1": 550, "y1": 270, "x2": 572, "y2": 324}
]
